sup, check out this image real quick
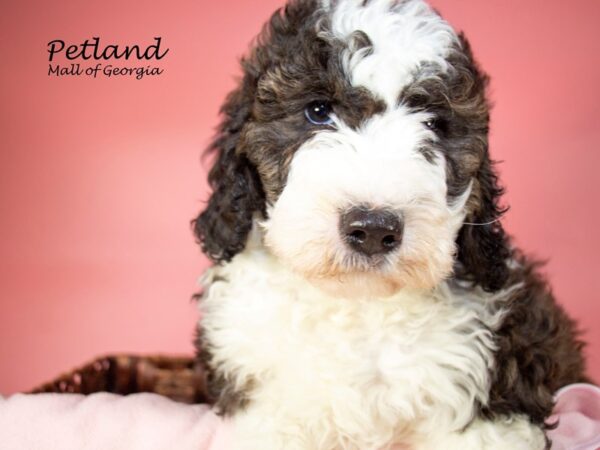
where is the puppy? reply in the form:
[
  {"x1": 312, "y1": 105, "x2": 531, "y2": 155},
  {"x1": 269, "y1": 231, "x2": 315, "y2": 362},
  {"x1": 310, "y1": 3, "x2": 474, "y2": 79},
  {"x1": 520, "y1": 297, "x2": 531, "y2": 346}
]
[{"x1": 193, "y1": 1, "x2": 586, "y2": 448}]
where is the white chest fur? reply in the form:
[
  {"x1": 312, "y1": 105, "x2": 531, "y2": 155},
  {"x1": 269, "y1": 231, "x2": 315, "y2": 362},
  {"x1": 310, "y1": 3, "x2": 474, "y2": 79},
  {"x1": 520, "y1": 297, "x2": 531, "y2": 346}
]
[{"x1": 199, "y1": 249, "x2": 537, "y2": 450}]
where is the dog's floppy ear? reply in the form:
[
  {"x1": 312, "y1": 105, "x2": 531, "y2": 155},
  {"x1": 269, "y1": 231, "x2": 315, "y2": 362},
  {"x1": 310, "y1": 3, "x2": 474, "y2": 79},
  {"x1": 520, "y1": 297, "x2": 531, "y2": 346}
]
[
  {"x1": 192, "y1": 83, "x2": 266, "y2": 263},
  {"x1": 455, "y1": 158, "x2": 511, "y2": 292},
  {"x1": 450, "y1": 33, "x2": 511, "y2": 293}
]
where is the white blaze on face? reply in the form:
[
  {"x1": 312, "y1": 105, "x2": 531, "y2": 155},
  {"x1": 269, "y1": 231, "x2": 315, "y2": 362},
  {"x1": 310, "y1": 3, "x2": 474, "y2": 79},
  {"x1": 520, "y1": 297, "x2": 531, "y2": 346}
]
[
  {"x1": 263, "y1": 0, "x2": 468, "y2": 297},
  {"x1": 263, "y1": 108, "x2": 469, "y2": 296},
  {"x1": 330, "y1": 0, "x2": 458, "y2": 107}
]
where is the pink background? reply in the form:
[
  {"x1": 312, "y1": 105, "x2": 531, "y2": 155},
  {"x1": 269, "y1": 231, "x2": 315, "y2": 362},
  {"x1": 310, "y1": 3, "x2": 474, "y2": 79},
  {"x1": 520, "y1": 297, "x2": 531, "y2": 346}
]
[{"x1": 1, "y1": 0, "x2": 599, "y2": 394}]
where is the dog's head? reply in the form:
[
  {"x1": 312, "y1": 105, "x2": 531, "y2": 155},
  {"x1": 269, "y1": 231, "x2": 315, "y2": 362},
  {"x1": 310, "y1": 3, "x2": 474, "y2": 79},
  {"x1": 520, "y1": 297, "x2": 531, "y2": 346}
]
[{"x1": 194, "y1": 0, "x2": 510, "y2": 297}]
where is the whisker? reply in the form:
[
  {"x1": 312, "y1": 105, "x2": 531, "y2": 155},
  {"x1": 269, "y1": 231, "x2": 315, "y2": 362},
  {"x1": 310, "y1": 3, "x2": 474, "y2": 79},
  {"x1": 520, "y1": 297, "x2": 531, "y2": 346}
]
[{"x1": 463, "y1": 217, "x2": 501, "y2": 226}]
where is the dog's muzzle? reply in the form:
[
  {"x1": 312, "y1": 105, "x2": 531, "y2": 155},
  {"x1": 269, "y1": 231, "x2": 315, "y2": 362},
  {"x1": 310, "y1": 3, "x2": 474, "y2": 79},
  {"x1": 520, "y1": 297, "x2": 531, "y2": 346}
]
[{"x1": 339, "y1": 207, "x2": 403, "y2": 257}]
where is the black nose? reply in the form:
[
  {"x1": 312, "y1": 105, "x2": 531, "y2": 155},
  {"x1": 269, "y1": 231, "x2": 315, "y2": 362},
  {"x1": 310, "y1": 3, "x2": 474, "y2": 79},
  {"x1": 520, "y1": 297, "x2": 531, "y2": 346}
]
[{"x1": 339, "y1": 208, "x2": 403, "y2": 257}]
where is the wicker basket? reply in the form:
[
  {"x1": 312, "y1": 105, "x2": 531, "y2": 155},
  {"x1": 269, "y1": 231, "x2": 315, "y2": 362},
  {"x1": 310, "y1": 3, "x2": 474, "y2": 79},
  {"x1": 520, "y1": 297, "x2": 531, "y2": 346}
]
[{"x1": 30, "y1": 355, "x2": 209, "y2": 404}]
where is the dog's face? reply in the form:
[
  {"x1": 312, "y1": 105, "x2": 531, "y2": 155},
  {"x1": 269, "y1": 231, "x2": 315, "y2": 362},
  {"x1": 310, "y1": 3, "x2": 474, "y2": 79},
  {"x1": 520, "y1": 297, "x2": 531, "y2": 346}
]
[{"x1": 195, "y1": 0, "x2": 510, "y2": 297}]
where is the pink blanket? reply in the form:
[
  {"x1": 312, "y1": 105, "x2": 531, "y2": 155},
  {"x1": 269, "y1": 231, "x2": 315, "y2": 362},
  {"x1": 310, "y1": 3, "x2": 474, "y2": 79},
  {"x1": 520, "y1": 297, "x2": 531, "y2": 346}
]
[
  {"x1": 0, "y1": 392, "x2": 232, "y2": 450},
  {"x1": 1, "y1": 384, "x2": 599, "y2": 449},
  {"x1": 547, "y1": 384, "x2": 600, "y2": 450}
]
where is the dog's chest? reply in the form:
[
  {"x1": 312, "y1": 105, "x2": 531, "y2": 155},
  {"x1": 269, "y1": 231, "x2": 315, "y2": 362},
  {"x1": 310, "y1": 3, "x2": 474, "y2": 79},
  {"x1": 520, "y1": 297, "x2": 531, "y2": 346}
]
[{"x1": 200, "y1": 253, "x2": 500, "y2": 446}]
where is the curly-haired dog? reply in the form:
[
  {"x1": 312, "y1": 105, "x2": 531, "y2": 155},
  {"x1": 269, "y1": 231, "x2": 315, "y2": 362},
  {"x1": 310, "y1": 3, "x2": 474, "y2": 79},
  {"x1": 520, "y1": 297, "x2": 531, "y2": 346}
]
[{"x1": 193, "y1": 1, "x2": 586, "y2": 448}]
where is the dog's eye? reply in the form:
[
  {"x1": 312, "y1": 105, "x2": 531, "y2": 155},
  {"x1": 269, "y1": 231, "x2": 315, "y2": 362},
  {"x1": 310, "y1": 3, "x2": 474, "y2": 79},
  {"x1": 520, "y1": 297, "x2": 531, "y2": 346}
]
[
  {"x1": 424, "y1": 118, "x2": 438, "y2": 130},
  {"x1": 423, "y1": 116, "x2": 447, "y2": 133},
  {"x1": 305, "y1": 101, "x2": 333, "y2": 125}
]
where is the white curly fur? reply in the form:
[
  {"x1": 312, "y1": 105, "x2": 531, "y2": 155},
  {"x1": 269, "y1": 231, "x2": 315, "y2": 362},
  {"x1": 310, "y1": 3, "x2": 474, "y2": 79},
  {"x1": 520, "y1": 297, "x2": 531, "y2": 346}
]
[
  {"x1": 328, "y1": 0, "x2": 458, "y2": 106},
  {"x1": 200, "y1": 239, "x2": 545, "y2": 449}
]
